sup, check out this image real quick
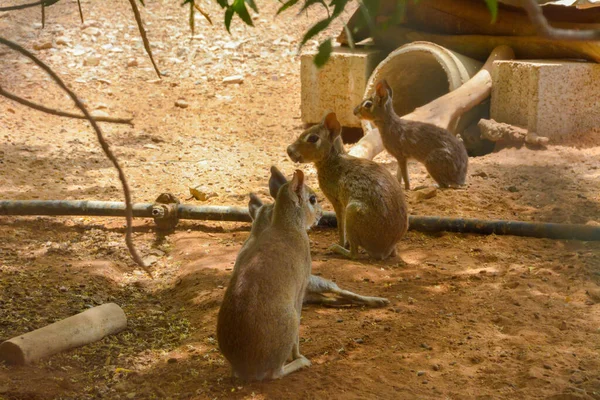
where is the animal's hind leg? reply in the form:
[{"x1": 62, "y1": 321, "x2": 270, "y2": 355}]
[
  {"x1": 425, "y1": 149, "x2": 461, "y2": 188},
  {"x1": 305, "y1": 275, "x2": 389, "y2": 307},
  {"x1": 272, "y1": 356, "x2": 311, "y2": 379}
]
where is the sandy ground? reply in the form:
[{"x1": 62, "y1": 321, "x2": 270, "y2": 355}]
[{"x1": 1, "y1": 1, "x2": 600, "y2": 399}]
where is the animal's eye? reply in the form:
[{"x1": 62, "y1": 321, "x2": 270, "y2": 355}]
[
  {"x1": 306, "y1": 135, "x2": 319, "y2": 143},
  {"x1": 364, "y1": 100, "x2": 373, "y2": 109},
  {"x1": 309, "y1": 195, "x2": 317, "y2": 205}
]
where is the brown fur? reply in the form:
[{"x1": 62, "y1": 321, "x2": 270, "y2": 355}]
[
  {"x1": 248, "y1": 167, "x2": 390, "y2": 307},
  {"x1": 287, "y1": 113, "x2": 408, "y2": 260},
  {"x1": 354, "y1": 79, "x2": 469, "y2": 190},
  {"x1": 217, "y1": 169, "x2": 317, "y2": 381}
]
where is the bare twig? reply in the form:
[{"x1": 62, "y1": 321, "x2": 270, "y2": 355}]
[
  {"x1": 0, "y1": 37, "x2": 152, "y2": 278},
  {"x1": 194, "y1": 3, "x2": 213, "y2": 24},
  {"x1": 76, "y1": 0, "x2": 84, "y2": 23},
  {"x1": 41, "y1": 2, "x2": 45, "y2": 28},
  {"x1": 0, "y1": 87, "x2": 134, "y2": 125},
  {"x1": 127, "y1": 0, "x2": 161, "y2": 79},
  {"x1": 0, "y1": 2, "x2": 42, "y2": 11},
  {"x1": 521, "y1": 0, "x2": 600, "y2": 41}
]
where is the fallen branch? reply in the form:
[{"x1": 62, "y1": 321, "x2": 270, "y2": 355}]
[
  {"x1": 0, "y1": 86, "x2": 134, "y2": 125},
  {"x1": 478, "y1": 118, "x2": 549, "y2": 146},
  {"x1": 522, "y1": 0, "x2": 600, "y2": 41},
  {"x1": 0, "y1": 37, "x2": 151, "y2": 278},
  {"x1": 0, "y1": 303, "x2": 127, "y2": 365},
  {"x1": 349, "y1": 45, "x2": 515, "y2": 160},
  {"x1": 127, "y1": 0, "x2": 161, "y2": 79}
]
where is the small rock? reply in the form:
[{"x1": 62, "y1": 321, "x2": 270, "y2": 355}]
[
  {"x1": 83, "y1": 27, "x2": 101, "y2": 36},
  {"x1": 417, "y1": 371, "x2": 425, "y2": 376},
  {"x1": 503, "y1": 281, "x2": 520, "y2": 289},
  {"x1": 422, "y1": 380, "x2": 428, "y2": 384},
  {"x1": 472, "y1": 171, "x2": 488, "y2": 178},
  {"x1": 126, "y1": 393, "x2": 136, "y2": 399},
  {"x1": 415, "y1": 187, "x2": 437, "y2": 201},
  {"x1": 559, "y1": 320, "x2": 568, "y2": 331},
  {"x1": 432, "y1": 364, "x2": 440, "y2": 371},
  {"x1": 189, "y1": 185, "x2": 217, "y2": 201},
  {"x1": 506, "y1": 185, "x2": 519, "y2": 193},
  {"x1": 91, "y1": 109, "x2": 109, "y2": 118},
  {"x1": 82, "y1": 20, "x2": 101, "y2": 28},
  {"x1": 33, "y1": 41, "x2": 53, "y2": 50},
  {"x1": 354, "y1": 338, "x2": 364, "y2": 344},
  {"x1": 59, "y1": 286, "x2": 68, "y2": 292},
  {"x1": 167, "y1": 357, "x2": 178, "y2": 364},
  {"x1": 336, "y1": 318, "x2": 343, "y2": 323},
  {"x1": 543, "y1": 364, "x2": 552, "y2": 370},
  {"x1": 83, "y1": 55, "x2": 101, "y2": 66},
  {"x1": 585, "y1": 288, "x2": 600, "y2": 304},
  {"x1": 420, "y1": 343, "x2": 432, "y2": 350},
  {"x1": 175, "y1": 99, "x2": 189, "y2": 109},
  {"x1": 127, "y1": 58, "x2": 139, "y2": 67},
  {"x1": 143, "y1": 255, "x2": 159, "y2": 266},
  {"x1": 222, "y1": 75, "x2": 244, "y2": 84},
  {"x1": 72, "y1": 47, "x2": 87, "y2": 56},
  {"x1": 143, "y1": 144, "x2": 160, "y2": 150},
  {"x1": 56, "y1": 37, "x2": 71, "y2": 46}
]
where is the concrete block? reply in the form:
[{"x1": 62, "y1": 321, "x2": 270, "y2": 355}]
[
  {"x1": 301, "y1": 46, "x2": 383, "y2": 128},
  {"x1": 491, "y1": 60, "x2": 600, "y2": 140}
]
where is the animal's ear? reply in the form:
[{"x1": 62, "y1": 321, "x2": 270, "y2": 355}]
[
  {"x1": 383, "y1": 79, "x2": 393, "y2": 98},
  {"x1": 289, "y1": 169, "x2": 305, "y2": 200},
  {"x1": 323, "y1": 112, "x2": 341, "y2": 140},
  {"x1": 248, "y1": 193, "x2": 263, "y2": 221},
  {"x1": 375, "y1": 79, "x2": 391, "y2": 103},
  {"x1": 269, "y1": 165, "x2": 288, "y2": 199}
]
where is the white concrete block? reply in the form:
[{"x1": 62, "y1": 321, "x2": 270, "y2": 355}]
[
  {"x1": 301, "y1": 47, "x2": 383, "y2": 128},
  {"x1": 491, "y1": 60, "x2": 600, "y2": 140}
]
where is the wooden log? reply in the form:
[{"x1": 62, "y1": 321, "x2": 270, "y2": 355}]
[
  {"x1": 349, "y1": 45, "x2": 515, "y2": 160},
  {"x1": 0, "y1": 303, "x2": 127, "y2": 365},
  {"x1": 338, "y1": 0, "x2": 600, "y2": 45},
  {"x1": 478, "y1": 118, "x2": 550, "y2": 146},
  {"x1": 373, "y1": 26, "x2": 600, "y2": 62}
]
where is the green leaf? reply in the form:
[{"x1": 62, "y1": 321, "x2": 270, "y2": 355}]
[
  {"x1": 216, "y1": 0, "x2": 229, "y2": 9},
  {"x1": 298, "y1": 0, "x2": 329, "y2": 15},
  {"x1": 299, "y1": 18, "x2": 331, "y2": 48},
  {"x1": 314, "y1": 38, "x2": 332, "y2": 68},
  {"x1": 245, "y1": 0, "x2": 259, "y2": 13},
  {"x1": 277, "y1": 0, "x2": 299, "y2": 15},
  {"x1": 138, "y1": 0, "x2": 145, "y2": 6},
  {"x1": 343, "y1": 24, "x2": 354, "y2": 49},
  {"x1": 224, "y1": 7, "x2": 234, "y2": 32},
  {"x1": 42, "y1": 0, "x2": 62, "y2": 6},
  {"x1": 233, "y1": 0, "x2": 254, "y2": 26},
  {"x1": 484, "y1": 0, "x2": 498, "y2": 23},
  {"x1": 330, "y1": 0, "x2": 349, "y2": 18}
]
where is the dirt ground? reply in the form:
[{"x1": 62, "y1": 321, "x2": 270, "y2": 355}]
[{"x1": 1, "y1": 1, "x2": 600, "y2": 399}]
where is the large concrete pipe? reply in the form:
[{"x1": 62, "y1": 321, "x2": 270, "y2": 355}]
[{"x1": 357, "y1": 41, "x2": 494, "y2": 156}]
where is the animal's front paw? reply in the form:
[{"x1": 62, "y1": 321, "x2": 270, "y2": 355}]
[
  {"x1": 298, "y1": 355, "x2": 312, "y2": 368},
  {"x1": 328, "y1": 244, "x2": 352, "y2": 259},
  {"x1": 363, "y1": 296, "x2": 390, "y2": 308}
]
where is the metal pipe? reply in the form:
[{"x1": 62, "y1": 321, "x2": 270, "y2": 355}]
[{"x1": 1, "y1": 200, "x2": 598, "y2": 241}]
